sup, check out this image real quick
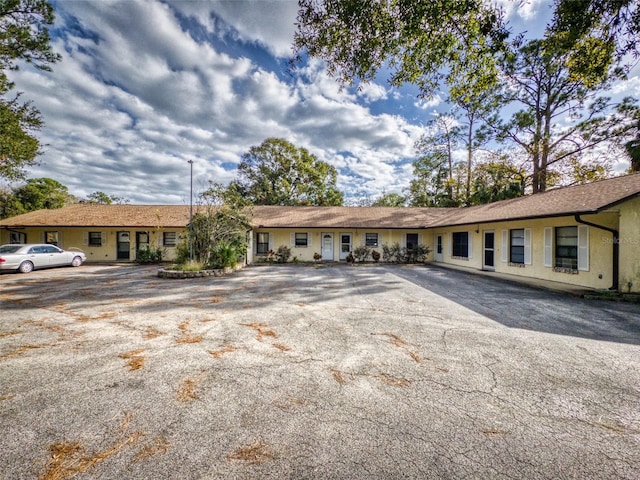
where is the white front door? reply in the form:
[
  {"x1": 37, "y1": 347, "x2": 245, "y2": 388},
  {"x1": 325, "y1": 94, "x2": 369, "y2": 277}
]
[
  {"x1": 434, "y1": 234, "x2": 444, "y2": 262},
  {"x1": 339, "y1": 233, "x2": 352, "y2": 260},
  {"x1": 322, "y1": 233, "x2": 334, "y2": 261},
  {"x1": 483, "y1": 231, "x2": 495, "y2": 270}
]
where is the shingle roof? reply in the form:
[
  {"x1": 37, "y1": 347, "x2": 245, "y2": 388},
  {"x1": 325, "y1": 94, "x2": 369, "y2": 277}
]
[
  {"x1": 429, "y1": 172, "x2": 640, "y2": 228},
  {"x1": 250, "y1": 206, "x2": 453, "y2": 228},
  {"x1": 1, "y1": 173, "x2": 639, "y2": 229},
  {"x1": 0, "y1": 204, "x2": 192, "y2": 228}
]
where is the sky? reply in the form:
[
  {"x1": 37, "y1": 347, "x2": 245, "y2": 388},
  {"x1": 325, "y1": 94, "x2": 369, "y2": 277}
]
[{"x1": 5, "y1": 0, "x2": 640, "y2": 205}]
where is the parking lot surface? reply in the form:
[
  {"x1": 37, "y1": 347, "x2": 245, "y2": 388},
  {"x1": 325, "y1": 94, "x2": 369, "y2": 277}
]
[{"x1": 1, "y1": 264, "x2": 639, "y2": 479}]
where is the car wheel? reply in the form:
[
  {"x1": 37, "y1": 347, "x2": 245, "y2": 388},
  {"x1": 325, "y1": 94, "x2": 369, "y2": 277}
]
[
  {"x1": 18, "y1": 261, "x2": 34, "y2": 273},
  {"x1": 71, "y1": 256, "x2": 83, "y2": 267}
]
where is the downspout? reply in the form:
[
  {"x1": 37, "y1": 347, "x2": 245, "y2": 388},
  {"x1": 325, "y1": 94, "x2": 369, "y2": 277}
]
[{"x1": 574, "y1": 214, "x2": 619, "y2": 291}]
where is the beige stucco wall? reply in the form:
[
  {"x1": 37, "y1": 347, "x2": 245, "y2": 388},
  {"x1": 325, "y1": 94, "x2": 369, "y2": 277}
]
[
  {"x1": 0, "y1": 227, "x2": 186, "y2": 262},
  {"x1": 618, "y1": 196, "x2": 640, "y2": 293},
  {"x1": 252, "y1": 228, "x2": 432, "y2": 263},
  {"x1": 430, "y1": 212, "x2": 620, "y2": 290}
]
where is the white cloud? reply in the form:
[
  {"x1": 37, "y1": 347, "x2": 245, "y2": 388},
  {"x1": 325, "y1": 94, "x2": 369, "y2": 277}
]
[
  {"x1": 5, "y1": 0, "x2": 429, "y2": 204},
  {"x1": 414, "y1": 94, "x2": 443, "y2": 110},
  {"x1": 357, "y1": 83, "x2": 388, "y2": 103}
]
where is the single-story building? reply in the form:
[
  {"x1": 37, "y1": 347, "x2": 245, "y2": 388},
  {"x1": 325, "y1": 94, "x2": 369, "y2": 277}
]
[{"x1": 1, "y1": 173, "x2": 639, "y2": 292}]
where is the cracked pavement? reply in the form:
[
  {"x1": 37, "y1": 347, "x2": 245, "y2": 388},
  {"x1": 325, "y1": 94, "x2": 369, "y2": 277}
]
[{"x1": 1, "y1": 263, "x2": 639, "y2": 479}]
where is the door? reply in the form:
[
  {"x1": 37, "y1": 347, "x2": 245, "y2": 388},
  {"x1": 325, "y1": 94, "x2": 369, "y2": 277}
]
[
  {"x1": 44, "y1": 245, "x2": 66, "y2": 266},
  {"x1": 483, "y1": 231, "x2": 495, "y2": 270},
  {"x1": 321, "y1": 233, "x2": 333, "y2": 261},
  {"x1": 27, "y1": 245, "x2": 51, "y2": 268},
  {"x1": 339, "y1": 233, "x2": 352, "y2": 260},
  {"x1": 117, "y1": 231, "x2": 130, "y2": 260},
  {"x1": 136, "y1": 231, "x2": 149, "y2": 259},
  {"x1": 434, "y1": 234, "x2": 444, "y2": 262}
]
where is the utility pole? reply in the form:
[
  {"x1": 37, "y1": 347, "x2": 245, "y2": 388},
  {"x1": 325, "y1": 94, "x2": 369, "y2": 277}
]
[{"x1": 188, "y1": 159, "x2": 194, "y2": 262}]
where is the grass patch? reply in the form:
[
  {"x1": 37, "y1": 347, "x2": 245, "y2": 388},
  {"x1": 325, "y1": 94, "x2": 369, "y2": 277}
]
[
  {"x1": 143, "y1": 327, "x2": 163, "y2": 340},
  {"x1": 177, "y1": 376, "x2": 203, "y2": 402},
  {"x1": 119, "y1": 349, "x2": 146, "y2": 371},
  {"x1": 227, "y1": 440, "x2": 274, "y2": 465},
  {"x1": 377, "y1": 373, "x2": 411, "y2": 387},
  {"x1": 330, "y1": 368, "x2": 346, "y2": 384},
  {"x1": 38, "y1": 413, "x2": 142, "y2": 480},
  {"x1": 134, "y1": 436, "x2": 170, "y2": 462},
  {"x1": 167, "y1": 261, "x2": 206, "y2": 272},
  {"x1": 208, "y1": 345, "x2": 237, "y2": 358},
  {"x1": 176, "y1": 321, "x2": 203, "y2": 344},
  {"x1": 239, "y1": 322, "x2": 277, "y2": 342}
]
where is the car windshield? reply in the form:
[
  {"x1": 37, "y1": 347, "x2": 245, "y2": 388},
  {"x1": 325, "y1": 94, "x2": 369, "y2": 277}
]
[{"x1": 0, "y1": 245, "x2": 23, "y2": 254}]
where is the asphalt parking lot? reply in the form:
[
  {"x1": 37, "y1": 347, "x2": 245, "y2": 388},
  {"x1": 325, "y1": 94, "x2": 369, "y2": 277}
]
[{"x1": 1, "y1": 264, "x2": 639, "y2": 479}]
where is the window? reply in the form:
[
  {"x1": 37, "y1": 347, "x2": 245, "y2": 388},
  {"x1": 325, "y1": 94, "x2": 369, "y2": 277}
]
[
  {"x1": 256, "y1": 232, "x2": 269, "y2": 254},
  {"x1": 365, "y1": 233, "x2": 378, "y2": 247},
  {"x1": 88, "y1": 232, "x2": 103, "y2": 246},
  {"x1": 555, "y1": 226, "x2": 578, "y2": 269},
  {"x1": 45, "y1": 231, "x2": 59, "y2": 246},
  {"x1": 452, "y1": 232, "x2": 469, "y2": 258},
  {"x1": 510, "y1": 229, "x2": 525, "y2": 264},
  {"x1": 9, "y1": 232, "x2": 26, "y2": 244},
  {"x1": 163, "y1": 232, "x2": 177, "y2": 247},
  {"x1": 295, "y1": 233, "x2": 308, "y2": 247},
  {"x1": 436, "y1": 235, "x2": 443, "y2": 255},
  {"x1": 406, "y1": 233, "x2": 419, "y2": 250}
]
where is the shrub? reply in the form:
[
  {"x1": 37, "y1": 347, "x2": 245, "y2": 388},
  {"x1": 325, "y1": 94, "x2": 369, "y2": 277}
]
[
  {"x1": 275, "y1": 245, "x2": 291, "y2": 263},
  {"x1": 137, "y1": 245, "x2": 163, "y2": 263},
  {"x1": 345, "y1": 252, "x2": 355, "y2": 263},
  {"x1": 352, "y1": 245, "x2": 370, "y2": 262},
  {"x1": 405, "y1": 244, "x2": 431, "y2": 263},
  {"x1": 382, "y1": 242, "x2": 403, "y2": 263},
  {"x1": 208, "y1": 240, "x2": 237, "y2": 269},
  {"x1": 371, "y1": 249, "x2": 381, "y2": 262},
  {"x1": 313, "y1": 252, "x2": 322, "y2": 262}
]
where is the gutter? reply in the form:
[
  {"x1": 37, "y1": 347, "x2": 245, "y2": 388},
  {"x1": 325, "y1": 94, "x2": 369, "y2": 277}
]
[{"x1": 574, "y1": 214, "x2": 619, "y2": 291}]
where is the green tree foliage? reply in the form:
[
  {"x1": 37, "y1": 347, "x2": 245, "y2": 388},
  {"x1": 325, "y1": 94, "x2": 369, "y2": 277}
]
[
  {"x1": 371, "y1": 192, "x2": 406, "y2": 207},
  {"x1": 0, "y1": 95, "x2": 41, "y2": 180},
  {"x1": 485, "y1": 40, "x2": 639, "y2": 193},
  {"x1": 469, "y1": 158, "x2": 527, "y2": 205},
  {"x1": 176, "y1": 182, "x2": 251, "y2": 268},
  {"x1": 294, "y1": 0, "x2": 509, "y2": 98},
  {"x1": 0, "y1": 0, "x2": 60, "y2": 181},
  {"x1": 13, "y1": 177, "x2": 74, "y2": 210},
  {"x1": 294, "y1": 1, "x2": 637, "y2": 93},
  {"x1": 407, "y1": 153, "x2": 461, "y2": 207},
  {"x1": 547, "y1": 0, "x2": 640, "y2": 87},
  {"x1": 232, "y1": 137, "x2": 343, "y2": 206},
  {"x1": 84, "y1": 191, "x2": 129, "y2": 205}
]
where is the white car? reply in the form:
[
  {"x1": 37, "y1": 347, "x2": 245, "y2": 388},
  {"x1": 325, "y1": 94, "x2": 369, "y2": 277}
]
[{"x1": 0, "y1": 244, "x2": 87, "y2": 273}]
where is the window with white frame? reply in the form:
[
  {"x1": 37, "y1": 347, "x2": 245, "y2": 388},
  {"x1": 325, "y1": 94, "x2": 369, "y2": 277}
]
[
  {"x1": 452, "y1": 232, "x2": 469, "y2": 258},
  {"x1": 163, "y1": 232, "x2": 177, "y2": 247},
  {"x1": 9, "y1": 231, "x2": 26, "y2": 244},
  {"x1": 256, "y1": 232, "x2": 269, "y2": 254},
  {"x1": 365, "y1": 233, "x2": 378, "y2": 247},
  {"x1": 510, "y1": 229, "x2": 525, "y2": 264},
  {"x1": 88, "y1": 232, "x2": 103, "y2": 246},
  {"x1": 555, "y1": 226, "x2": 578, "y2": 269},
  {"x1": 45, "y1": 231, "x2": 59, "y2": 246},
  {"x1": 406, "y1": 233, "x2": 419, "y2": 250},
  {"x1": 295, "y1": 232, "x2": 308, "y2": 247}
]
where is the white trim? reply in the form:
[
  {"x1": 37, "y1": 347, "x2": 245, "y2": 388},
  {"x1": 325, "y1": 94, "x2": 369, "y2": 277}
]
[
  {"x1": 468, "y1": 232, "x2": 473, "y2": 259},
  {"x1": 578, "y1": 225, "x2": 589, "y2": 271},
  {"x1": 501, "y1": 230, "x2": 508, "y2": 263},
  {"x1": 524, "y1": 228, "x2": 532, "y2": 265},
  {"x1": 544, "y1": 227, "x2": 552, "y2": 267}
]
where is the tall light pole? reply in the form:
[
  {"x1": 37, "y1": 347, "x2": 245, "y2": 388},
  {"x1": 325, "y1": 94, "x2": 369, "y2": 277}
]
[{"x1": 188, "y1": 159, "x2": 194, "y2": 262}]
